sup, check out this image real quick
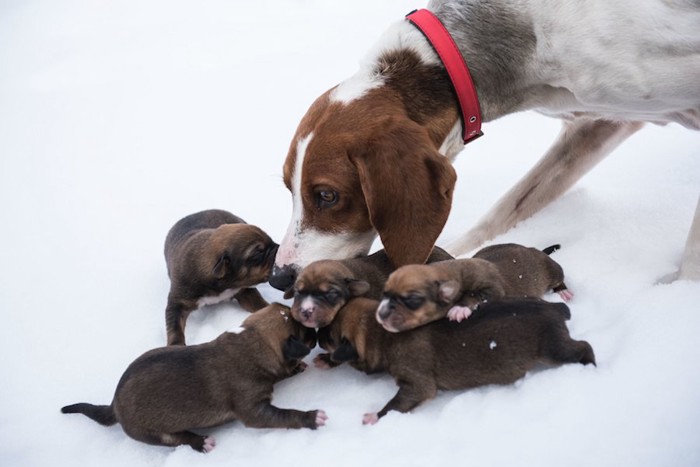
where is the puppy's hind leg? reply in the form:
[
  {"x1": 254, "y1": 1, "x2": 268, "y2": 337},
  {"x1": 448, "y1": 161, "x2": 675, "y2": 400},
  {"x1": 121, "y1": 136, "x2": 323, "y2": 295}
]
[
  {"x1": 446, "y1": 119, "x2": 644, "y2": 256},
  {"x1": 126, "y1": 428, "x2": 216, "y2": 452}
]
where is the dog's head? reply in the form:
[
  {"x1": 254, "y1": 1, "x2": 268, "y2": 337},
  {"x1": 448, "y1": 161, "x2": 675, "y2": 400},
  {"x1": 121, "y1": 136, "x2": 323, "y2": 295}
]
[
  {"x1": 376, "y1": 264, "x2": 455, "y2": 333},
  {"x1": 269, "y1": 86, "x2": 457, "y2": 292},
  {"x1": 377, "y1": 259, "x2": 508, "y2": 332},
  {"x1": 284, "y1": 260, "x2": 370, "y2": 328},
  {"x1": 242, "y1": 303, "x2": 317, "y2": 363},
  {"x1": 204, "y1": 224, "x2": 279, "y2": 287}
]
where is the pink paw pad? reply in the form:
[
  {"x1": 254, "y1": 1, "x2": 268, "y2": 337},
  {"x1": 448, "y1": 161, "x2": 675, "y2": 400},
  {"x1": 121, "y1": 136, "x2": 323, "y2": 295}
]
[
  {"x1": 316, "y1": 410, "x2": 328, "y2": 427},
  {"x1": 362, "y1": 412, "x2": 379, "y2": 425},
  {"x1": 313, "y1": 354, "x2": 332, "y2": 369},
  {"x1": 202, "y1": 436, "x2": 216, "y2": 453},
  {"x1": 558, "y1": 289, "x2": 574, "y2": 302},
  {"x1": 447, "y1": 306, "x2": 473, "y2": 322}
]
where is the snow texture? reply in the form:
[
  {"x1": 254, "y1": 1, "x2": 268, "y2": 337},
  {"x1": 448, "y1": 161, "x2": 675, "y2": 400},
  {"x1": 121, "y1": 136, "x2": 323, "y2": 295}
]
[{"x1": 1, "y1": 1, "x2": 699, "y2": 466}]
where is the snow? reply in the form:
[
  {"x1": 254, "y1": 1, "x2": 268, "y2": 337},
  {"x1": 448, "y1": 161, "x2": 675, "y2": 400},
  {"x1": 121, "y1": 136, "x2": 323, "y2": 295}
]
[{"x1": 1, "y1": 1, "x2": 699, "y2": 466}]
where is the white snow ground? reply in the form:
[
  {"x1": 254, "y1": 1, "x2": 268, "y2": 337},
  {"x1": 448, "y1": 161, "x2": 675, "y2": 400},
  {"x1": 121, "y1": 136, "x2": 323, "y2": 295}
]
[{"x1": 1, "y1": 1, "x2": 699, "y2": 466}]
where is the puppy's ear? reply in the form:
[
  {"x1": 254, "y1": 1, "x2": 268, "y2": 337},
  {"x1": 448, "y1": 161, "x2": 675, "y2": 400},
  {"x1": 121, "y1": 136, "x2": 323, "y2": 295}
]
[
  {"x1": 350, "y1": 120, "x2": 456, "y2": 268},
  {"x1": 283, "y1": 287, "x2": 295, "y2": 300},
  {"x1": 346, "y1": 279, "x2": 370, "y2": 297},
  {"x1": 212, "y1": 254, "x2": 230, "y2": 279},
  {"x1": 282, "y1": 335, "x2": 311, "y2": 361},
  {"x1": 331, "y1": 337, "x2": 359, "y2": 362},
  {"x1": 437, "y1": 280, "x2": 460, "y2": 305}
]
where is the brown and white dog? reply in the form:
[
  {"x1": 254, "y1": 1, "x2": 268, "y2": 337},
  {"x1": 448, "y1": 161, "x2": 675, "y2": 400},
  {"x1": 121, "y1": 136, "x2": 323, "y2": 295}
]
[
  {"x1": 377, "y1": 243, "x2": 570, "y2": 332},
  {"x1": 317, "y1": 297, "x2": 595, "y2": 425},
  {"x1": 61, "y1": 304, "x2": 324, "y2": 452},
  {"x1": 286, "y1": 246, "x2": 453, "y2": 328},
  {"x1": 270, "y1": 0, "x2": 700, "y2": 292},
  {"x1": 164, "y1": 209, "x2": 278, "y2": 345}
]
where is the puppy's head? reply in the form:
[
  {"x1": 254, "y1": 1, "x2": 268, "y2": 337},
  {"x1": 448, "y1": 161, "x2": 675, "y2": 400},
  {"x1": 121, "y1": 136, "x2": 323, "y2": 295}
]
[
  {"x1": 285, "y1": 260, "x2": 370, "y2": 328},
  {"x1": 376, "y1": 264, "x2": 457, "y2": 333},
  {"x1": 242, "y1": 303, "x2": 317, "y2": 363},
  {"x1": 270, "y1": 84, "x2": 457, "y2": 292},
  {"x1": 317, "y1": 298, "x2": 379, "y2": 365},
  {"x1": 206, "y1": 224, "x2": 279, "y2": 287}
]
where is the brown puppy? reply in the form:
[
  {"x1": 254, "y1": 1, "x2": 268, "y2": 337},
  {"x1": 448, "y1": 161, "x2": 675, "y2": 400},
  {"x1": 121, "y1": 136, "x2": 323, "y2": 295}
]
[
  {"x1": 377, "y1": 243, "x2": 571, "y2": 332},
  {"x1": 61, "y1": 304, "x2": 325, "y2": 452},
  {"x1": 317, "y1": 297, "x2": 594, "y2": 425},
  {"x1": 286, "y1": 246, "x2": 453, "y2": 328},
  {"x1": 164, "y1": 209, "x2": 278, "y2": 345}
]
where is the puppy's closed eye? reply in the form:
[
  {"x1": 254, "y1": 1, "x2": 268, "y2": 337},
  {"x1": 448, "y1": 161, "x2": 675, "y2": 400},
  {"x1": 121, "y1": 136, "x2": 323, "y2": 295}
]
[{"x1": 399, "y1": 294, "x2": 425, "y2": 310}]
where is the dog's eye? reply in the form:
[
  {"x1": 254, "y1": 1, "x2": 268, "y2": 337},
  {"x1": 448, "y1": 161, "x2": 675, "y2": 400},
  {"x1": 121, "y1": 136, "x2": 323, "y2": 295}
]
[
  {"x1": 324, "y1": 289, "x2": 341, "y2": 304},
  {"x1": 247, "y1": 246, "x2": 266, "y2": 265},
  {"x1": 316, "y1": 190, "x2": 338, "y2": 208},
  {"x1": 401, "y1": 295, "x2": 425, "y2": 310}
]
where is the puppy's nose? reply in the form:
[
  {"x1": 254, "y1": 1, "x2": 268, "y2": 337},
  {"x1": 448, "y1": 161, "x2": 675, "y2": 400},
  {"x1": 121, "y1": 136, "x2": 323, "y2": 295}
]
[
  {"x1": 270, "y1": 264, "x2": 297, "y2": 291},
  {"x1": 376, "y1": 299, "x2": 393, "y2": 321}
]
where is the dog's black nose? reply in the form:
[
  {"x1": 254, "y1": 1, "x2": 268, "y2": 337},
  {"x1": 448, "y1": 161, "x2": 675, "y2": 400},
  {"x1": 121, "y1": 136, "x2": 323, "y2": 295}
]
[{"x1": 270, "y1": 264, "x2": 297, "y2": 291}]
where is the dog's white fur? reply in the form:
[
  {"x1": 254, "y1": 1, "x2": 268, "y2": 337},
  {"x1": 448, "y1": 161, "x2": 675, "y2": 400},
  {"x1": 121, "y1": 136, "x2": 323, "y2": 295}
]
[{"x1": 276, "y1": 0, "x2": 700, "y2": 280}]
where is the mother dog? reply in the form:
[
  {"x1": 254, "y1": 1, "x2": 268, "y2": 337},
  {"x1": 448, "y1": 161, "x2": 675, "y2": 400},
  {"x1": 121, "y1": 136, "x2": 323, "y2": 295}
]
[{"x1": 270, "y1": 0, "x2": 700, "y2": 291}]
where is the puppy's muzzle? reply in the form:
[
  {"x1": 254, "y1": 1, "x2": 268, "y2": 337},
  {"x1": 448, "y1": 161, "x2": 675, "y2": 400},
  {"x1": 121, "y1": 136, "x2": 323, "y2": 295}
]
[
  {"x1": 376, "y1": 298, "x2": 394, "y2": 322},
  {"x1": 270, "y1": 264, "x2": 298, "y2": 291}
]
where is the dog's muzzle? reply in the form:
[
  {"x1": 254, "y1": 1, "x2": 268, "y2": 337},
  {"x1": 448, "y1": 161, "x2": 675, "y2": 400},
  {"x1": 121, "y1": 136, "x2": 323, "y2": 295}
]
[{"x1": 269, "y1": 264, "x2": 298, "y2": 291}]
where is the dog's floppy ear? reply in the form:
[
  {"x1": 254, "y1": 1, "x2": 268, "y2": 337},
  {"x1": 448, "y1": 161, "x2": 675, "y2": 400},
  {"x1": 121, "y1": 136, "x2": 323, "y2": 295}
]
[
  {"x1": 350, "y1": 120, "x2": 456, "y2": 268},
  {"x1": 282, "y1": 335, "x2": 312, "y2": 361},
  {"x1": 212, "y1": 254, "x2": 230, "y2": 279},
  {"x1": 331, "y1": 337, "x2": 359, "y2": 363},
  {"x1": 283, "y1": 287, "x2": 295, "y2": 300},
  {"x1": 437, "y1": 280, "x2": 461, "y2": 305},
  {"x1": 346, "y1": 279, "x2": 371, "y2": 297}
]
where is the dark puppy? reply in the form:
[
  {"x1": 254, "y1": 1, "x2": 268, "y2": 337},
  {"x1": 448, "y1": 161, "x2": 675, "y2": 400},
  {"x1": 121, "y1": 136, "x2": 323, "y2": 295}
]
[
  {"x1": 61, "y1": 304, "x2": 325, "y2": 452},
  {"x1": 377, "y1": 243, "x2": 571, "y2": 332},
  {"x1": 318, "y1": 297, "x2": 594, "y2": 425},
  {"x1": 473, "y1": 243, "x2": 572, "y2": 301},
  {"x1": 286, "y1": 247, "x2": 453, "y2": 328},
  {"x1": 164, "y1": 209, "x2": 278, "y2": 345}
]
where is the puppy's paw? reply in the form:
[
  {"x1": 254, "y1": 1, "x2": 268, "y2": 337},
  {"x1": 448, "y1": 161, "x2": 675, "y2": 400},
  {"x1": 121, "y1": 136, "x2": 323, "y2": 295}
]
[
  {"x1": 291, "y1": 361, "x2": 308, "y2": 375},
  {"x1": 202, "y1": 435, "x2": 216, "y2": 453},
  {"x1": 558, "y1": 289, "x2": 574, "y2": 302},
  {"x1": 362, "y1": 412, "x2": 379, "y2": 425},
  {"x1": 314, "y1": 353, "x2": 335, "y2": 369},
  {"x1": 447, "y1": 306, "x2": 472, "y2": 322},
  {"x1": 314, "y1": 410, "x2": 328, "y2": 428}
]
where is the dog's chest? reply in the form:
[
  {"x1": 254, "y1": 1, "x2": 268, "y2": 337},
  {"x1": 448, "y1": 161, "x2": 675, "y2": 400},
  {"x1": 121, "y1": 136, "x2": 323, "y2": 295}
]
[{"x1": 197, "y1": 288, "x2": 240, "y2": 307}]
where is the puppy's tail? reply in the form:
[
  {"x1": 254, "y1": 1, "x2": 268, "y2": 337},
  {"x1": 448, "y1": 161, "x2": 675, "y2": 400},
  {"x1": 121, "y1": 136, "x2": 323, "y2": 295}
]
[
  {"x1": 542, "y1": 244, "x2": 561, "y2": 256},
  {"x1": 61, "y1": 403, "x2": 117, "y2": 426}
]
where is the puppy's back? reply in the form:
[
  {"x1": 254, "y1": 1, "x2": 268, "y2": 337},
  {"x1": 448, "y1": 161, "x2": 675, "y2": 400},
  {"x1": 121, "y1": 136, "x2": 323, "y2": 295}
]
[
  {"x1": 164, "y1": 209, "x2": 245, "y2": 272},
  {"x1": 395, "y1": 298, "x2": 592, "y2": 390}
]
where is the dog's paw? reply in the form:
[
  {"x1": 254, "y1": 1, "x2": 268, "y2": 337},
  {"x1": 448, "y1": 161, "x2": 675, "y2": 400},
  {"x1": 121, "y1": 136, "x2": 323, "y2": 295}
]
[
  {"x1": 202, "y1": 435, "x2": 216, "y2": 453},
  {"x1": 362, "y1": 412, "x2": 379, "y2": 425},
  {"x1": 314, "y1": 353, "x2": 334, "y2": 369},
  {"x1": 558, "y1": 289, "x2": 574, "y2": 302},
  {"x1": 315, "y1": 410, "x2": 328, "y2": 427},
  {"x1": 447, "y1": 306, "x2": 472, "y2": 322}
]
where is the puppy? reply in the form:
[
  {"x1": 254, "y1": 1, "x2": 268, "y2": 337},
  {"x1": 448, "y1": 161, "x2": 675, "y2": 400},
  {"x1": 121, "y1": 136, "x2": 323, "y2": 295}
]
[
  {"x1": 286, "y1": 246, "x2": 453, "y2": 328},
  {"x1": 473, "y1": 243, "x2": 571, "y2": 300},
  {"x1": 377, "y1": 243, "x2": 570, "y2": 332},
  {"x1": 318, "y1": 297, "x2": 594, "y2": 425},
  {"x1": 164, "y1": 209, "x2": 278, "y2": 345},
  {"x1": 61, "y1": 303, "x2": 326, "y2": 452}
]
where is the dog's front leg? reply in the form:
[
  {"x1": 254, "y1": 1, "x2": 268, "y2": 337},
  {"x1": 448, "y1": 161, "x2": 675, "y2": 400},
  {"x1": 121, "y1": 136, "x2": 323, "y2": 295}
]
[
  {"x1": 660, "y1": 196, "x2": 700, "y2": 282},
  {"x1": 446, "y1": 119, "x2": 644, "y2": 256},
  {"x1": 234, "y1": 287, "x2": 269, "y2": 313},
  {"x1": 241, "y1": 400, "x2": 327, "y2": 430},
  {"x1": 363, "y1": 378, "x2": 437, "y2": 425}
]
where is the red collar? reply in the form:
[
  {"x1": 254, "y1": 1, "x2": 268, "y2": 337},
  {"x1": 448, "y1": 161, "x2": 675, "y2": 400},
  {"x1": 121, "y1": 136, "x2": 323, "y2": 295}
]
[{"x1": 406, "y1": 9, "x2": 483, "y2": 145}]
